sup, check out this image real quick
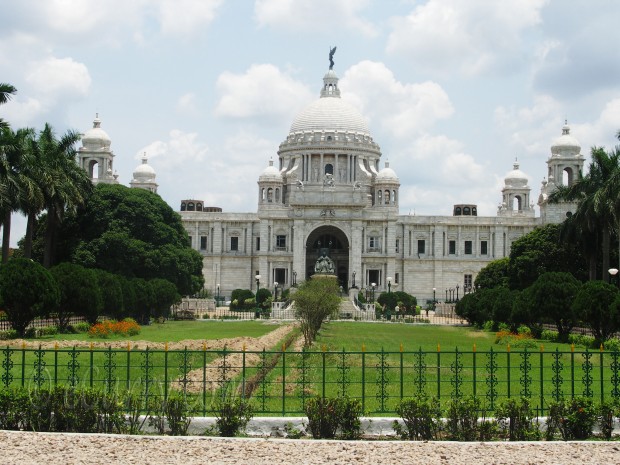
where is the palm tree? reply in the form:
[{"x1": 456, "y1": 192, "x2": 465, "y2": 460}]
[
  {"x1": 0, "y1": 126, "x2": 36, "y2": 262},
  {"x1": 35, "y1": 124, "x2": 92, "y2": 267},
  {"x1": 550, "y1": 140, "x2": 620, "y2": 280},
  {"x1": 0, "y1": 83, "x2": 17, "y2": 130}
]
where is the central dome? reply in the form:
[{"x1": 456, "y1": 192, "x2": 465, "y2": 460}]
[{"x1": 290, "y1": 97, "x2": 370, "y2": 135}]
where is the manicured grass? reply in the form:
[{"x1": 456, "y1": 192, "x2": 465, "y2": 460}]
[
  {"x1": 313, "y1": 322, "x2": 573, "y2": 352},
  {"x1": 40, "y1": 320, "x2": 283, "y2": 343}
]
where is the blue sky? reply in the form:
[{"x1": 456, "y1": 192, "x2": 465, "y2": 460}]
[{"x1": 2, "y1": 0, "x2": 620, "y2": 247}]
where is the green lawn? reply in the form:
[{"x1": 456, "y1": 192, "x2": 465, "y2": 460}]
[
  {"x1": 313, "y1": 321, "x2": 573, "y2": 352},
  {"x1": 40, "y1": 320, "x2": 283, "y2": 343}
]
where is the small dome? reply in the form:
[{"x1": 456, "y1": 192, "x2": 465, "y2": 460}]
[
  {"x1": 504, "y1": 160, "x2": 529, "y2": 188},
  {"x1": 376, "y1": 161, "x2": 399, "y2": 182},
  {"x1": 259, "y1": 159, "x2": 282, "y2": 182},
  {"x1": 82, "y1": 114, "x2": 111, "y2": 150},
  {"x1": 551, "y1": 122, "x2": 580, "y2": 156},
  {"x1": 133, "y1": 154, "x2": 156, "y2": 182}
]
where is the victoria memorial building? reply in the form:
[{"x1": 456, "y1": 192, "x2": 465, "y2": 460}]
[{"x1": 78, "y1": 62, "x2": 584, "y2": 305}]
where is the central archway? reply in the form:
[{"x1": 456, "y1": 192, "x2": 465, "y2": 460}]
[{"x1": 305, "y1": 225, "x2": 350, "y2": 288}]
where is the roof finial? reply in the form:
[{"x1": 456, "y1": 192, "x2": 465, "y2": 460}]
[{"x1": 329, "y1": 46, "x2": 337, "y2": 70}]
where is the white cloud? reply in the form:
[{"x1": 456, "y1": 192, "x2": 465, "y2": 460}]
[
  {"x1": 157, "y1": 0, "x2": 223, "y2": 37},
  {"x1": 137, "y1": 129, "x2": 209, "y2": 169},
  {"x1": 340, "y1": 61, "x2": 453, "y2": 138},
  {"x1": 176, "y1": 92, "x2": 198, "y2": 114},
  {"x1": 254, "y1": 0, "x2": 377, "y2": 36},
  {"x1": 215, "y1": 64, "x2": 313, "y2": 121},
  {"x1": 26, "y1": 57, "x2": 91, "y2": 99},
  {"x1": 386, "y1": 0, "x2": 548, "y2": 77},
  {"x1": 2, "y1": 97, "x2": 44, "y2": 127}
]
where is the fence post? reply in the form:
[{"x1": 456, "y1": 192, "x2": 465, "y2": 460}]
[
  {"x1": 436, "y1": 344, "x2": 441, "y2": 401},
  {"x1": 361, "y1": 344, "x2": 366, "y2": 412},
  {"x1": 126, "y1": 342, "x2": 131, "y2": 393},
  {"x1": 539, "y1": 345, "x2": 544, "y2": 412},
  {"x1": 472, "y1": 343, "x2": 476, "y2": 398},
  {"x1": 570, "y1": 344, "x2": 575, "y2": 398},
  {"x1": 282, "y1": 343, "x2": 286, "y2": 416},
  {"x1": 202, "y1": 342, "x2": 207, "y2": 416},
  {"x1": 600, "y1": 345, "x2": 604, "y2": 404},
  {"x1": 507, "y1": 344, "x2": 511, "y2": 399},
  {"x1": 321, "y1": 345, "x2": 326, "y2": 399},
  {"x1": 164, "y1": 342, "x2": 169, "y2": 401},
  {"x1": 89, "y1": 342, "x2": 94, "y2": 388},
  {"x1": 400, "y1": 343, "x2": 404, "y2": 401},
  {"x1": 54, "y1": 343, "x2": 58, "y2": 386}
]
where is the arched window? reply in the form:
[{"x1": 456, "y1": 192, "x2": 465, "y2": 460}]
[
  {"x1": 180, "y1": 202, "x2": 187, "y2": 211},
  {"x1": 325, "y1": 163, "x2": 334, "y2": 175},
  {"x1": 378, "y1": 190, "x2": 383, "y2": 204},
  {"x1": 187, "y1": 202, "x2": 195, "y2": 211},
  {"x1": 275, "y1": 188, "x2": 280, "y2": 203},
  {"x1": 455, "y1": 207, "x2": 462, "y2": 215},
  {"x1": 463, "y1": 207, "x2": 470, "y2": 215},
  {"x1": 564, "y1": 167, "x2": 574, "y2": 187},
  {"x1": 384, "y1": 189, "x2": 390, "y2": 204},
  {"x1": 261, "y1": 188, "x2": 265, "y2": 202},
  {"x1": 196, "y1": 203, "x2": 203, "y2": 211},
  {"x1": 513, "y1": 195, "x2": 523, "y2": 211},
  {"x1": 267, "y1": 188, "x2": 273, "y2": 203}
]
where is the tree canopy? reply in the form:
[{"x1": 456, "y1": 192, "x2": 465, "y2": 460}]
[
  {"x1": 0, "y1": 258, "x2": 60, "y2": 336},
  {"x1": 294, "y1": 277, "x2": 341, "y2": 347},
  {"x1": 42, "y1": 183, "x2": 204, "y2": 296}
]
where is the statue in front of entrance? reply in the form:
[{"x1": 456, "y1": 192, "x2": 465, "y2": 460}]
[{"x1": 314, "y1": 246, "x2": 335, "y2": 275}]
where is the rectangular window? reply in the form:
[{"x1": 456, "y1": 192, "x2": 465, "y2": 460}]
[
  {"x1": 230, "y1": 236, "x2": 238, "y2": 251},
  {"x1": 200, "y1": 236, "x2": 207, "y2": 250},
  {"x1": 368, "y1": 236, "x2": 380, "y2": 251},
  {"x1": 256, "y1": 237, "x2": 260, "y2": 251},
  {"x1": 464, "y1": 274, "x2": 473, "y2": 292},
  {"x1": 449, "y1": 240, "x2": 456, "y2": 255},
  {"x1": 480, "y1": 240, "x2": 488, "y2": 255},
  {"x1": 276, "y1": 234, "x2": 286, "y2": 250},
  {"x1": 464, "y1": 240, "x2": 472, "y2": 255},
  {"x1": 395, "y1": 239, "x2": 400, "y2": 253},
  {"x1": 417, "y1": 239, "x2": 426, "y2": 254},
  {"x1": 395, "y1": 272, "x2": 399, "y2": 284}
]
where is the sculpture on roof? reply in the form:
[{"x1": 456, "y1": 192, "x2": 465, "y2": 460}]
[{"x1": 329, "y1": 46, "x2": 337, "y2": 70}]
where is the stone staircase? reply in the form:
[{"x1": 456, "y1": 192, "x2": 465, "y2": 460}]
[{"x1": 338, "y1": 299, "x2": 360, "y2": 320}]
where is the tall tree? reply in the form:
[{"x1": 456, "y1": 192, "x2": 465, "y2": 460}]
[
  {"x1": 35, "y1": 124, "x2": 92, "y2": 267},
  {"x1": 0, "y1": 83, "x2": 16, "y2": 130}
]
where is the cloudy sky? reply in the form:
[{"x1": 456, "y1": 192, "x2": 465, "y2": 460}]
[{"x1": 2, "y1": 0, "x2": 620, "y2": 246}]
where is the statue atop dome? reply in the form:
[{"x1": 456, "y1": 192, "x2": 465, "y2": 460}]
[{"x1": 329, "y1": 46, "x2": 337, "y2": 70}]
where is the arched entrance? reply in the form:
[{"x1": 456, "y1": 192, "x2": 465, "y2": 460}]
[{"x1": 305, "y1": 225, "x2": 349, "y2": 288}]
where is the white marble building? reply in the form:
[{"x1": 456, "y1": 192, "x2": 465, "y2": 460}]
[
  {"x1": 77, "y1": 65, "x2": 584, "y2": 304},
  {"x1": 178, "y1": 65, "x2": 584, "y2": 303}
]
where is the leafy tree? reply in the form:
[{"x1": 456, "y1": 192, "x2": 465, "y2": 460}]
[
  {"x1": 510, "y1": 286, "x2": 541, "y2": 336},
  {"x1": 475, "y1": 258, "x2": 509, "y2": 289},
  {"x1": 230, "y1": 289, "x2": 255, "y2": 311},
  {"x1": 256, "y1": 287, "x2": 272, "y2": 312},
  {"x1": 508, "y1": 224, "x2": 586, "y2": 290},
  {"x1": 377, "y1": 290, "x2": 416, "y2": 314},
  {"x1": 131, "y1": 278, "x2": 155, "y2": 324},
  {"x1": 455, "y1": 292, "x2": 480, "y2": 325},
  {"x1": 93, "y1": 269, "x2": 124, "y2": 319},
  {"x1": 294, "y1": 277, "x2": 341, "y2": 347},
  {"x1": 150, "y1": 278, "x2": 181, "y2": 319},
  {"x1": 528, "y1": 272, "x2": 581, "y2": 341},
  {"x1": 491, "y1": 287, "x2": 519, "y2": 329},
  {"x1": 0, "y1": 83, "x2": 17, "y2": 130},
  {"x1": 44, "y1": 184, "x2": 203, "y2": 295},
  {"x1": 119, "y1": 276, "x2": 137, "y2": 319},
  {"x1": 572, "y1": 280, "x2": 620, "y2": 342},
  {"x1": 0, "y1": 258, "x2": 60, "y2": 336},
  {"x1": 50, "y1": 262, "x2": 103, "y2": 328}
]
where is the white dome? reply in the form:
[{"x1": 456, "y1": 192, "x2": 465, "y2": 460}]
[
  {"x1": 290, "y1": 97, "x2": 370, "y2": 135},
  {"x1": 82, "y1": 115, "x2": 111, "y2": 150},
  {"x1": 504, "y1": 161, "x2": 529, "y2": 188},
  {"x1": 376, "y1": 161, "x2": 399, "y2": 182},
  {"x1": 551, "y1": 123, "x2": 580, "y2": 156},
  {"x1": 259, "y1": 159, "x2": 282, "y2": 182},
  {"x1": 133, "y1": 155, "x2": 156, "y2": 182}
]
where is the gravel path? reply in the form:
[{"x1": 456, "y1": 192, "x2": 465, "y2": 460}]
[{"x1": 1, "y1": 431, "x2": 619, "y2": 465}]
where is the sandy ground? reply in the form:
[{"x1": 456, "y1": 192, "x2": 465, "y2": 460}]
[{"x1": 1, "y1": 431, "x2": 619, "y2": 465}]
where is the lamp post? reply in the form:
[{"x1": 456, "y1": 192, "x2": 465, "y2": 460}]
[
  {"x1": 274, "y1": 282, "x2": 279, "y2": 301},
  {"x1": 609, "y1": 268, "x2": 619, "y2": 287},
  {"x1": 292, "y1": 271, "x2": 297, "y2": 287},
  {"x1": 456, "y1": 284, "x2": 460, "y2": 302},
  {"x1": 255, "y1": 274, "x2": 261, "y2": 318},
  {"x1": 352, "y1": 271, "x2": 356, "y2": 288},
  {"x1": 433, "y1": 287, "x2": 436, "y2": 306},
  {"x1": 445, "y1": 289, "x2": 448, "y2": 302},
  {"x1": 371, "y1": 282, "x2": 376, "y2": 303},
  {"x1": 216, "y1": 283, "x2": 220, "y2": 307},
  {"x1": 387, "y1": 276, "x2": 392, "y2": 294}
]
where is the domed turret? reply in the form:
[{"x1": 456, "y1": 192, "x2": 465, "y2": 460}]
[
  {"x1": 130, "y1": 153, "x2": 158, "y2": 193},
  {"x1": 377, "y1": 161, "x2": 399, "y2": 182},
  {"x1": 551, "y1": 121, "x2": 581, "y2": 157},
  {"x1": 504, "y1": 161, "x2": 529, "y2": 188},
  {"x1": 78, "y1": 114, "x2": 118, "y2": 185},
  {"x1": 259, "y1": 158, "x2": 283, "y2": 182},
  {"x1": 82, "y1": 114, "x2": 111, "y2": 151}
]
